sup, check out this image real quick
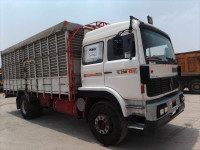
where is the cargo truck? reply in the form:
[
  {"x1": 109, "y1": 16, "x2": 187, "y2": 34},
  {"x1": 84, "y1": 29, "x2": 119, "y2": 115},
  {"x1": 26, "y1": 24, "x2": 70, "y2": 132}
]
[
  {"x1": 1, "y1": 16, "x2": 185, "y2": 145},
  {"x1": 176, "y1": 50, "x2": 200, "y2": 94}
]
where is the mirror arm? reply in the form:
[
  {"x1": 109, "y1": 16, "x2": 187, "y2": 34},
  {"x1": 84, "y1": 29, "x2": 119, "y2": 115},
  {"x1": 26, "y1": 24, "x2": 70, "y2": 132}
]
[
  {"x1": 117, "y1": 29, "x2": 128, "y2": 37},
  {"x1": 116, "y1": 16, "x2": 137, "y2": 36},
  {"x1": 129, "y1": 16, "x2": 134, "y2": 33}
]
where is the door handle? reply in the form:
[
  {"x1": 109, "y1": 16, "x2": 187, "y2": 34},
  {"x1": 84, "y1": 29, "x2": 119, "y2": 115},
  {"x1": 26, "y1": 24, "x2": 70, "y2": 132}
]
[{"x1": 104, "y1": 71, "x2": 112, "y2": 74}]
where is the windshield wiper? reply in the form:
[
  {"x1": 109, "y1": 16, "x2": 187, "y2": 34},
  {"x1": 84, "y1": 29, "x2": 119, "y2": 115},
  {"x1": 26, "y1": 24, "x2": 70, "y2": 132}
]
[
  {"x1": 146, "y1": 56, "x2": 167, "y2": 64},
  {"x1": 166, "y1": 57, "x2": 177, "y2": 64},
  {"x1": 146, "y1": 56, "x2": 162, "y2": 61}
]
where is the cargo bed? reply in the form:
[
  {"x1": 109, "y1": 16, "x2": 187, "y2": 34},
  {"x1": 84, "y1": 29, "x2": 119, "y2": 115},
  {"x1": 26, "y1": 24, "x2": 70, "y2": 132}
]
[{"x1": 1, "y1": 21, "x2": 83, "y2": 97}]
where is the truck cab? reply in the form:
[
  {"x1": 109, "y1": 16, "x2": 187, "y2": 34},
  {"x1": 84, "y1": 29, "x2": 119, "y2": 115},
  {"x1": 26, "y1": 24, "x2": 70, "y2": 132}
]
[{"x1": 79, "y1": 17, "x2": 185, "y2": 144}]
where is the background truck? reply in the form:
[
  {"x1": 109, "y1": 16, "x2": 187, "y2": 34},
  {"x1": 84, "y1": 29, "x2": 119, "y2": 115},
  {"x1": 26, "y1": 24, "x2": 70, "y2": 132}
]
[
  {"x1": 0, "y1": 69, "x2": 3, "y2": 92},
  {"x1": 1, "y1": 16, "x2": 185, "y2": 145},
  {"x1": 176, "y1": 50, "x2": 200, "y2": 94}
]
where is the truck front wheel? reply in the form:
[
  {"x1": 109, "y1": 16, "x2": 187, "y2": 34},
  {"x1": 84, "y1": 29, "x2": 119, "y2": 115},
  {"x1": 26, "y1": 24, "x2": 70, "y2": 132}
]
[
  {"x1": 189, "y1": 79, "x2": 200, "y2": 94},
  {"x1": 88, "y1": 101, "x2": 128, "y2": 146}
]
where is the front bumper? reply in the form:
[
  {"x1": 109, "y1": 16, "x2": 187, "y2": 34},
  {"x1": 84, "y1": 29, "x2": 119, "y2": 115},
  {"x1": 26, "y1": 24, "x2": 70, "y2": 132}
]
[
  {"x1": 145, "y1": 102, "x2": 185, "y2": 130},
  {"x1": 144, "y1": 91, "x2": 185, "y2": 130},
  {"x1": 127, "y1": 91, "x2": 185, "y2": 130}
]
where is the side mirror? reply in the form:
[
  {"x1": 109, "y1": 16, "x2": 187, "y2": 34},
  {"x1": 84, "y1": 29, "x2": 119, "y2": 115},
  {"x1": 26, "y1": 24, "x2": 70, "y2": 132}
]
[
  {"x1": 125, "y1": 51, "x2": 132, "y2": 59},
  {"x1": 113, "y1": 36, "x2": 123, "y2": 55}
]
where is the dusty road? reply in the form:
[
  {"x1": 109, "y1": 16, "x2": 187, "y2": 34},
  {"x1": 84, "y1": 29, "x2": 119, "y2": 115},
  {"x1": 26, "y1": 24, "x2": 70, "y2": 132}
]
[{"x1": 0, "y1": 93, "x2": 199, "y2": 150}]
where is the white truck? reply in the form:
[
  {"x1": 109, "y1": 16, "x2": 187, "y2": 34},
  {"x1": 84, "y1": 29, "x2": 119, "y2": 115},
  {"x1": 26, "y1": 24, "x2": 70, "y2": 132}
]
[{"x1": 1, "y1": 16, "x2": 185, "y2": 145}]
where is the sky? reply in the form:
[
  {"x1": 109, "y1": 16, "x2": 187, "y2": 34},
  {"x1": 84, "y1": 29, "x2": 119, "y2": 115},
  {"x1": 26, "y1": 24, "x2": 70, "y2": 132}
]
[{"x1": 0, "y1": 0, "x2": 200, "y2": 55}]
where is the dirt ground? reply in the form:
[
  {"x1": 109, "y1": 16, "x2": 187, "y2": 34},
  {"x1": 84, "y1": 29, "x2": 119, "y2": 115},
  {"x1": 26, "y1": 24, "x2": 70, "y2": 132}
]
[{"x1": 0, "y1": 92, "x2": 199, "y2": 150}]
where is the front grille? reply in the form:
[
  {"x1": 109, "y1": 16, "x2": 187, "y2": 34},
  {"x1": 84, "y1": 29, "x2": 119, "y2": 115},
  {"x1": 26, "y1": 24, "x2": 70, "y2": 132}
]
[{"x1": 146, "y1": 76, "x2": 179, "y2": 97}]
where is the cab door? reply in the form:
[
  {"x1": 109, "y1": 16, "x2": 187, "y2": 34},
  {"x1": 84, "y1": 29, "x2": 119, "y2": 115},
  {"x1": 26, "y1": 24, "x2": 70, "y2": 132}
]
[
  {"x1": 104, "y1": 33, "x2": 142, "y2": 100},
  {"x1": 81, "y1": 41, "x2": 104, "y2": 87}
]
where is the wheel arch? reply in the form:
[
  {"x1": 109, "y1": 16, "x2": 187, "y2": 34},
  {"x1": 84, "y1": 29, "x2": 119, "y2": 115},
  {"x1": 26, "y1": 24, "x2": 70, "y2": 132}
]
[{"x1": 79, "y1": 87, "x2": 128, "y2": 120}]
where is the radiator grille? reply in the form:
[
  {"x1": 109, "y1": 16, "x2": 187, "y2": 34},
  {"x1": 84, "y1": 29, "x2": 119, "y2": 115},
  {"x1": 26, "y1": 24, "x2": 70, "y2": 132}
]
[{"x1": 146, "y1": 76, "x2": 179, "y2": 97}]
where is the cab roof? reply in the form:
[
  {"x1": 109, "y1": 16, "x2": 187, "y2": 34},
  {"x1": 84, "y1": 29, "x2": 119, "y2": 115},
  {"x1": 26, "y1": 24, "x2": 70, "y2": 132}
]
[
  {"x1": 83, "y1": 20, "x2": 139, "y2": 44},
  {"x1": 83, "y1": 19, "x2": 169, "y2": 44}
]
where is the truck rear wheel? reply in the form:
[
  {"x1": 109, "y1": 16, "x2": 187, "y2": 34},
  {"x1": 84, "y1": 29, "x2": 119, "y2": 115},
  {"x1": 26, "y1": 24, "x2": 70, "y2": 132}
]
[
  {"x1": 189, "y1": 79, "x2": 200, "y2": 94},
  {"x1": 88, "y1": 101, "x2": 128, "y2": 146},
  {"x1": 20, "y1": 95, "x2": 43, "y2": 119}
]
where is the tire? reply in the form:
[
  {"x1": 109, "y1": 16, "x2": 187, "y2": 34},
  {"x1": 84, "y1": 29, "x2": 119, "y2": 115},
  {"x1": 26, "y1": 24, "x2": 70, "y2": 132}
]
[
  {"x1": 4, "y1": 92, "x2": 10, "y2": 98},
  {"x1": 20, "y1": 95, "x2": 43, "y2": 119},
  {"x1": 29, "y1": 95, "x2": 43, "y2": 117},
  {"x1": 88, "y1": 101, "x2": 128, "y2": 146},
  {"x1": 4, "y1": 93, "x2": 8, "y2": 98},
  {"x1": 188, "y1": 79, "x2": 200, "y2": 94}
]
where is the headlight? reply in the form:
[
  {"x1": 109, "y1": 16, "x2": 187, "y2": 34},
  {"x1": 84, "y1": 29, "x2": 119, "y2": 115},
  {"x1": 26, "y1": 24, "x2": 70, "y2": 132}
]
[
  {"x1": 157, "y1": 103, "x2": 168, "y2": 118},
  {"x1": 164, "y1": 107, "x2": 168, "y2": 113},
  {"x1": 160, "y1": 109, "x2": 164, "y2": 115}
]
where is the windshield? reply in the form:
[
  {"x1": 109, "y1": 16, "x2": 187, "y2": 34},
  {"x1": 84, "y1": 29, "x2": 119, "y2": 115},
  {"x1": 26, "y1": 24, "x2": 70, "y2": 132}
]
[{"x1": 141, "y1": 28, "x2": 176, "y2": 64}]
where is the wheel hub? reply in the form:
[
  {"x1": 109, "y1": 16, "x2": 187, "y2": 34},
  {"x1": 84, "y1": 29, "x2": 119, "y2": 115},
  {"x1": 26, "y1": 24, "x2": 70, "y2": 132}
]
[
  {"x1": 193, "y1": 83, "x2": 200, "y2": 91},
  {"x1": 95, "y1": 114, "x2": 111, "y2": 135}
]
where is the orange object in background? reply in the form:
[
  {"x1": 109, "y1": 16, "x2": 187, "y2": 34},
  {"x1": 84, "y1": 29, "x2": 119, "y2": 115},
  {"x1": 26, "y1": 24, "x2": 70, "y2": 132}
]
[
  {"x1": 175, "y1": 50, "x2": 200, "y2": 94},
  {"x1": 176, "y1": 50, "x2": 200, "y2": 75}
]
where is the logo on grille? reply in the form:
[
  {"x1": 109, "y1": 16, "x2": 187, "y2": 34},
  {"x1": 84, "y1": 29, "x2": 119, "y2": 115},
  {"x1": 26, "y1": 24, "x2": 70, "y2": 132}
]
[{"x1": 170, "y1": 78, "x2": 174, "y2": 90}]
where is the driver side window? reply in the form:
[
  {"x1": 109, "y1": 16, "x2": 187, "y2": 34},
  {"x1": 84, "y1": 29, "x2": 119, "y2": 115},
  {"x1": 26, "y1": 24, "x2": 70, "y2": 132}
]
[{"x1": 107, "y1": 34, "x2": 136, "y2": 61}]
